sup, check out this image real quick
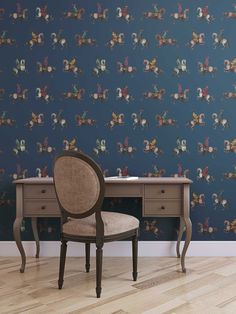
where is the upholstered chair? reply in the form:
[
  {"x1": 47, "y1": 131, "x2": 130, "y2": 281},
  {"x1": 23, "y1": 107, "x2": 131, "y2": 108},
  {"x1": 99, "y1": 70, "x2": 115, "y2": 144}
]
[{"x1": 53, "y1": 151, "x2": 139, "y2": 298}]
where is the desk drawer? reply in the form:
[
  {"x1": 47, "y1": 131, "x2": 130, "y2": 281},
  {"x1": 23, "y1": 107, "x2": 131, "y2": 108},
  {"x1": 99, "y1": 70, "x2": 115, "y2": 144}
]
[
  {"x1": 24, "y1": 185, "x2": 56, "y2": 199},
  {"x1": 143, "y1": 199, "x2": 181, "y2": 216},
  {"x1": 144, "y1": 185, "x2": 181, "y2": 199},
  {"x1": 24, "y1": 199, "x2": 60, "y2": 216},
  {"x1": 105, "y1": 184, "x2": 142, "y2": 197}
]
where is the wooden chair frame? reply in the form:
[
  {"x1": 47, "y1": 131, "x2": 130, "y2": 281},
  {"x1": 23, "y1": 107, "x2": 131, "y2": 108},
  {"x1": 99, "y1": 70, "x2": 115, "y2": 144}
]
[{"x1": 53, "y1": 151, "x2": 139, "y2": 298}]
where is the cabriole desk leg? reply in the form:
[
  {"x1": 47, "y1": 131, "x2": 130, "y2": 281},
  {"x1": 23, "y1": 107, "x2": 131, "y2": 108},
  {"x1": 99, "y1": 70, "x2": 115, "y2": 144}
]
[
  {"x1": 176, "y1": 217, "x2": 185, "y2": 258},
  {"x1": 31, "y1": 217, "x2": 40, "y2": 258},
  {"x1": 181, "y1": 217, "x2": 192, "y2": 273},
  {"x1": 13, "y1": 217, "x2": 26, "y2": 273}
]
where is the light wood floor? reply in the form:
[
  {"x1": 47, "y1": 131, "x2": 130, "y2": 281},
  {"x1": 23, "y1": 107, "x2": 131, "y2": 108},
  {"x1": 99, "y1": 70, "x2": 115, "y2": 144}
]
[{"x1": 0, "y1": 256, "x2": 236, "y2": 314}]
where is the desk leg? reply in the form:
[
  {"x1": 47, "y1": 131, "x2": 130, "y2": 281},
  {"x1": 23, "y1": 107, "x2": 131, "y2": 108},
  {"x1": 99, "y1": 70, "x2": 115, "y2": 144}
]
[
  {"x1": 176, "y1": 217, "x2": 185, "y2": 258},
  {"x1": 13, "y1": 217, "x2": 26, "y2": 273},
  {"x1": 181, "y1": 217, "x2": 192, "y2": 273},
  {"x1": 31, "y1": 218, "x2": 40, "y2": 258}
]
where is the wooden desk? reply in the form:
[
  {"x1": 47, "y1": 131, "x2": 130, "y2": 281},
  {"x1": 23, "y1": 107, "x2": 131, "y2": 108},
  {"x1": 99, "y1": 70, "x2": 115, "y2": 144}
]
[{"x1": 13, "y1": 177, "x2": 192, "y2": 273}]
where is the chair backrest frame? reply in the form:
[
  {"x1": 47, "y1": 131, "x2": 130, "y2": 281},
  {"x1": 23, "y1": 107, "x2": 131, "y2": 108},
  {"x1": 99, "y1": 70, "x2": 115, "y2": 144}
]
[{"x1": 53, "y1": 151, "x2": 105, "y2": 226}]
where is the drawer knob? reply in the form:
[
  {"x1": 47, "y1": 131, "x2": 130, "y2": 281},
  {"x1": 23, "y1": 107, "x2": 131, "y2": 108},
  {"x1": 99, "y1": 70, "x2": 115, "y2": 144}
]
[
  {"x1": 41, "y1": 189, "x2": 46, "y2": 194},
  {"x1": 161, "y1": 190, "x2": 165, "y2": 194},
  {"x1": 41, "y1": 205, "x2": 46, "y2": 210},
  {"x1": 161, "y1": 206, "x2": 165, "y2": 210}
]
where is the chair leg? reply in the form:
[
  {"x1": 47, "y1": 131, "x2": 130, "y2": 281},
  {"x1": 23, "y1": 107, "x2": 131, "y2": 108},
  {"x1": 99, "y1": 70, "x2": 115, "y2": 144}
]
[
  {"x1": 85, "y1": 243, "x2": 90, "y2": 273},
  {"x1": 96, "y1": 245, "x2": 103, "y2": 298},
  {"x1": 132, "y1": 234, "x2": 138, "y2": 281},
  {"x1": 58, "y1": 240, "x2": 67, "y2": 289}
]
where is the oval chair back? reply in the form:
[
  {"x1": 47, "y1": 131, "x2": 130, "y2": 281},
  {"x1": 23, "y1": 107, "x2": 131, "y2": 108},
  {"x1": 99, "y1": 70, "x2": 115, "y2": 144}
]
[{"x1": 53, "y1": 151, "x2": 105, "y2": 221}]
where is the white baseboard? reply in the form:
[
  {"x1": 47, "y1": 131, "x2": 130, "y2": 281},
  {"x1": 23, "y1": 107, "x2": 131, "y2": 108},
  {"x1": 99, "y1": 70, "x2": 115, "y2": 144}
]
[{"x1": 1, "y1": 241, "x2": 236, "y2": 257}]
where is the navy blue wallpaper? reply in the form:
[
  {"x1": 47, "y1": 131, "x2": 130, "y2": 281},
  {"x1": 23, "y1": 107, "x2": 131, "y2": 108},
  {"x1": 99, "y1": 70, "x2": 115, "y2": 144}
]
[{"x1": 0, "y1": 1, "x2": 236, "y2": 241}]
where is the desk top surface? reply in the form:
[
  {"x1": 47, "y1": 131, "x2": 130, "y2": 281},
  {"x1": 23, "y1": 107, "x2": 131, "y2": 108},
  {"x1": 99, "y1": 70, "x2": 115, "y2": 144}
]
[{"x1": 14, "y1": 177, "x2": 192, "y2": 185}]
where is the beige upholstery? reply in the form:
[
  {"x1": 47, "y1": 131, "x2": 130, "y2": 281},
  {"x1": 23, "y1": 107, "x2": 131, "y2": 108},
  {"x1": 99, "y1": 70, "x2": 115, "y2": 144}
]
[
  {"x1": 54, "y1": 156, "x2": 100, "y2": 214},
  {"x1": 62, "y1": 212, "x2": 139, "y2": 237}
]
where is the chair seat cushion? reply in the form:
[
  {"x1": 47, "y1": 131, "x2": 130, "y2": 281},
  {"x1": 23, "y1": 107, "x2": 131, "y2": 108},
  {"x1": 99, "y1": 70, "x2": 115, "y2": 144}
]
[{"x1": 62, "y1": 212, "x2": 139, "y2": 237}]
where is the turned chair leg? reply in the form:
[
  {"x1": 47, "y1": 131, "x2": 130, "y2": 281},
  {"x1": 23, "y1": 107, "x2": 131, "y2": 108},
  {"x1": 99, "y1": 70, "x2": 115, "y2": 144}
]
[
  {"x1": 85, "y1": 243, "x2": 90, "y2": 273},
  {"x1": 96, "y1": 245, "x2": 103, "y2": 298},
  {"x1": 132, "y1": 234, "x2": 138, "y2": 281},
  {"x1": 58, "y1": 240, "x2": 67, "y2": 289}
]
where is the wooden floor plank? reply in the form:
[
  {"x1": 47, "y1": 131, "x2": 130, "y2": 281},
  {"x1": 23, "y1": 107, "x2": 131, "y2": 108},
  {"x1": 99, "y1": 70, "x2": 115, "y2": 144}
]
[{"x1": 0, "y1": 257, "x2": 236, "y2": 313}]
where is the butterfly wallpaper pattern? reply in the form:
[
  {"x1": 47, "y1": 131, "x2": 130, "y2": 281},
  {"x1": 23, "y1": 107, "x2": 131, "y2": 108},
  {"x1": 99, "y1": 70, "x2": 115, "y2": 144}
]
[{"x1": 0, "y1": 1, "x2": 235, "y2": 241}]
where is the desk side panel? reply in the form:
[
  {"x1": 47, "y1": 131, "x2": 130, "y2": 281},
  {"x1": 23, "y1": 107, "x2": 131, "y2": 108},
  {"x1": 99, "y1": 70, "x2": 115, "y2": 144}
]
[{"x1": 16, "y1": 184, "x2": 23, "y2": 218}]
